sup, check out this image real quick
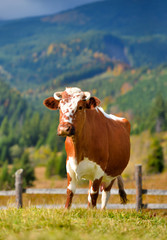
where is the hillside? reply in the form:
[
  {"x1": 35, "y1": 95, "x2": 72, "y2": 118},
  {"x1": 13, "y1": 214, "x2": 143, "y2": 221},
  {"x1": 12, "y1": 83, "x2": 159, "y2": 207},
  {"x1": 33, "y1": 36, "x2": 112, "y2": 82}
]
[
  {"x1": 78, "y1": 65, "x2": 167, "y2": 133},
  {"x1": 0, "y1": 78, "x2": 65, "y2": 166},
  {"x1": 0, "y1": 80, "x2": 28, "y2": 125},
  {"x1": 0, "y1": 0, "x2": 167, "y2": 90},
  {"x1": 25, "y1": 63, "x2": 167, "y2": 134}
]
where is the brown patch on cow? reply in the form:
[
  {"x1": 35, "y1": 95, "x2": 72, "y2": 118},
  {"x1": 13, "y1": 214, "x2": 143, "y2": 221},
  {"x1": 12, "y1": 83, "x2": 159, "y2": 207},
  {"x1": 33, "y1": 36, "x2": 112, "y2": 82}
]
[
  {"x1": 103, "y1": 178, "x2": 116, "y2": 192},
  {"x1": 89, "y1": 178, "x2": 102, "y2": 208},
  {"x1": 117, "y1": 176, "x2": 128, "y2": 204},
  {"x1": 86, "y1": 97, "x2": 101, "y2": 109},
  {"x1": 62, "y1": 91, "x2": 70, "y2": 99},
  {"x1": 90, "y1": 192, "x2": 99, "y2": 207},
  {"x1": 122, "y1": 118, "x2": 131, "y2": 133},
  {"x1": 119, "y1": 189, "x2": 128, "y2": 204},
  {"x1": 67, "y1": 172, "x2": 72, "y2": 187},
  {"x1": 92, "y1": 178, "x2": 102, "y2": 192},
  {"x1": 43, "y1": 97, "x2": 59, "y2": 110},
  {"x1": 65, "y1": 189, "x2": 74, "y2": 209}
]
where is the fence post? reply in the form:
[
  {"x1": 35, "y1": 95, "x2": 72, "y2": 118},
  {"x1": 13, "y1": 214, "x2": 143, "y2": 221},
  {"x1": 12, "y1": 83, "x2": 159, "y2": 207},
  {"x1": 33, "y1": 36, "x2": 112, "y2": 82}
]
[
  {"x1": 135, "y1": 164, "x2": 142, "y2": 211},
  {"x1": 15, "y1": 169, "x2": 23, "y2": 208}
]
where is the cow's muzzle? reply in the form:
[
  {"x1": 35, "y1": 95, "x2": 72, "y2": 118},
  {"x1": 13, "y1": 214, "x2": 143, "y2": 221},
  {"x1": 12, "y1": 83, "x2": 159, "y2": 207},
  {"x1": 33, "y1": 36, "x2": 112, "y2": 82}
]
[{"x1": 57, "y1": 124, "x2": 75, "y2": 137}]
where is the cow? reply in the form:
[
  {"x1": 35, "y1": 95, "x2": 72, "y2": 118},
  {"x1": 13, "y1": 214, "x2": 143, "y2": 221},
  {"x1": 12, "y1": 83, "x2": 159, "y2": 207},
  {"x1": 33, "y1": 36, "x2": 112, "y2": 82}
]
[{"x1": 43, "y1": 87, "x2": 130, "y2": 209}]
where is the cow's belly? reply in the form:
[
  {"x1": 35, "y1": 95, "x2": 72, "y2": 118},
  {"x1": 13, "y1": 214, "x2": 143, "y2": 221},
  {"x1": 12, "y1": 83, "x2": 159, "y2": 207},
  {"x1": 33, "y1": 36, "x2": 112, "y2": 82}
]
[{"x1": 67, "y1": 157, "x2": 116, "y2": 183}]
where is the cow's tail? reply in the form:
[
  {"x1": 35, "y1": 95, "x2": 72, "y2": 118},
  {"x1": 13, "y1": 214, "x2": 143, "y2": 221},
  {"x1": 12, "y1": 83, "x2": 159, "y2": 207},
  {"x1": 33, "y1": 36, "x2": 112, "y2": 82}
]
[{"x1": 117, "y1": 175, "x2": 127, "y2": 204}]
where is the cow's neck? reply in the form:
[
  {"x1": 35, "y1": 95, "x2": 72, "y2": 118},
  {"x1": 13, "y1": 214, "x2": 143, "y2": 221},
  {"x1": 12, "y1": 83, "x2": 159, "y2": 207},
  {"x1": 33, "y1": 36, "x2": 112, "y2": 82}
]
[
  {"x1": 69, "y1": 108, "x2": 100, "y2": 161},
  {"x1": 69, "y1": 133, "x2": 84, "y2": 161}
]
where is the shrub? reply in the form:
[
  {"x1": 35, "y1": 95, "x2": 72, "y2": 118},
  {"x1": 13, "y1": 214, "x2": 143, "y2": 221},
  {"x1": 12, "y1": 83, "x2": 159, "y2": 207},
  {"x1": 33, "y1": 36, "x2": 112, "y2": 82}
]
[
  {"x1": 146, "y1": 138, "x2": 164, "y2": 174},
  {"x1": 10, "y1": 152, "x2": 36, "y2": 188},
  {"x1": 46, "y1": 148, "x2": 66, "y2": 178},
  {"x1": 149, "y1": 94, "x2": 167, "y2": 133},
  {"x1": 0, "y1": 161, "x2": 10, "y2": 190}
]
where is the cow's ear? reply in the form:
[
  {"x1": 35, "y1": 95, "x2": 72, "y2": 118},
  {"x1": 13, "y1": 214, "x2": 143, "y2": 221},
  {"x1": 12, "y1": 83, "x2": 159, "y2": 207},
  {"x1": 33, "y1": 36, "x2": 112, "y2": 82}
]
[
  {"x1": 86, "y1": 97, "x2": 101, "y2": 109},
  {"x1": 43, "y1": 97, "x2": 59, "y2": 110}
]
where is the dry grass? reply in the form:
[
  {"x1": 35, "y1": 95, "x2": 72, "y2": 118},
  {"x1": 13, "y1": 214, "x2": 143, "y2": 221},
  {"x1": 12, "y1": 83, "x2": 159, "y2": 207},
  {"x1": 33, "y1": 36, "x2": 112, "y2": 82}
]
[
  {"x1": 0, "y1": 169, "x2": 167, "y2": 207},
  {"x1": 33, "y1": 167, "x2": 67, "y2": 189}
]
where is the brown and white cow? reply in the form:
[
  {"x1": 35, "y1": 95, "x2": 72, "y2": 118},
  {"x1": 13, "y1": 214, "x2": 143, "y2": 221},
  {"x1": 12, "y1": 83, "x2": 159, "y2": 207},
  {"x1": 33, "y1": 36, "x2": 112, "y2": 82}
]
[{"x1": 43, "y1": 87, "x2": 130, "y2": 209}]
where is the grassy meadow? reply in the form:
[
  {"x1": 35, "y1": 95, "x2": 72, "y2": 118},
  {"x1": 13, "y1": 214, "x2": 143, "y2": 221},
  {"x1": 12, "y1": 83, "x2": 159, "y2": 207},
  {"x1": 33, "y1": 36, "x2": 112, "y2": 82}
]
[{"x1": 0, "y1": 208, "x2": 167, "y2": 240}]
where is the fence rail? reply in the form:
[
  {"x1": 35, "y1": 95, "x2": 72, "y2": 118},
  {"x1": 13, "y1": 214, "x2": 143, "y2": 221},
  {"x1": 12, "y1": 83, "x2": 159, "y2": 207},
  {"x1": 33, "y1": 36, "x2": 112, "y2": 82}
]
[
  {"x1": 0, "y1": 165, "x2": 167, "y2": 210},
  {"x1": 1, "y1": 188, "x2": 167, "y2": 196}
]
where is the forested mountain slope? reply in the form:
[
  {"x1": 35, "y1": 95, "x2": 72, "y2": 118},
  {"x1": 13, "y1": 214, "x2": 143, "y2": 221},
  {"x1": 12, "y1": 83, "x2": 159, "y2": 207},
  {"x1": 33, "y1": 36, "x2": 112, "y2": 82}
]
[
  {"x1": 0, "y1": 79, "x2": 63, "y2": 164},
  {"x1": 0, "y1": 0, "x2": 167, "y2": 90}
]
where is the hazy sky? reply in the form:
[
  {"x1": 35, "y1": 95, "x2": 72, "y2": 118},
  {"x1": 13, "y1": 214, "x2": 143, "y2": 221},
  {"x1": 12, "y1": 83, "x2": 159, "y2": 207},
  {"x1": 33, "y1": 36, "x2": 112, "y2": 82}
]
[{"x1": 0, "y1": 0, "x2": 101, "y2": 20}]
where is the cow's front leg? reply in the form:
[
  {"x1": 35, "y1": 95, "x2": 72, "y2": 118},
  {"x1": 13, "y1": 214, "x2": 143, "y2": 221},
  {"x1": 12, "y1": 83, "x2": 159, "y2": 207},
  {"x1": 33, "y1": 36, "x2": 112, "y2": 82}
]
[
  {"x1": 65, "y1": 172, "x2": 76, "y2": 209},
  {"x1": 88, "y1": 178, "x2": 102, "y2": 208}
]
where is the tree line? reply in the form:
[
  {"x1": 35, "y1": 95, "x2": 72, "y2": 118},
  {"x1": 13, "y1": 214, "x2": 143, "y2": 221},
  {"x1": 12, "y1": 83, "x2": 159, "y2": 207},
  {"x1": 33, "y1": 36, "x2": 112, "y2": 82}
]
[{"x1": 0, "y1": 79, "x2": 66, "y2": 189}]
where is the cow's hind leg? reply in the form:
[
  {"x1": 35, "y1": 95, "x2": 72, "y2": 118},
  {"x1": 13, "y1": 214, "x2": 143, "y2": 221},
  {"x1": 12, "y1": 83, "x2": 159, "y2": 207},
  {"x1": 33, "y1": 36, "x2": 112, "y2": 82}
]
[
  {"x1": 88, "y1": 178, "x2": 102, "y2": 208},
  {"x1": 101, "y1": 179, "x2": 116, "y2": 209},
  {"x1": 117, "y1": 175, "x2": 127, "y2": 204}
]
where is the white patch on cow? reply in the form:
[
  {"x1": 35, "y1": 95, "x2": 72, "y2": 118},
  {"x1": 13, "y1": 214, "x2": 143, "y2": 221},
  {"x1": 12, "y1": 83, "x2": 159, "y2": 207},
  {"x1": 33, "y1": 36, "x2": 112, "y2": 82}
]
[
  {"x1": 76, "y1": 158, "x2": 105, "y2": 181},
  {"x1": 67, "y1": 180, "x2": 76, "y2": 193},
  {"x1": 67, "y1": 157, "x2": 104, "y2": 181},
  {"x1": 67, "y1": 157, "x2": 116, "y2": 182},
  {"x1": 88, "y1": 191, "x2": 91, "y2": 203},
  {"x1": 88, "y1": 186, "x2": 97, "y2": 205},
  {"x1": 102, "y1": 174, "x2": 116, "y2": 186},
  {"x1": 101, "y1": 190, "x2": 110, "y2": 209},
  {"x1": 97, "y1": 107, "x2": 124, "y2": 121},
  {"x1": 65, "y1": 87, "x2": 82, "y2": 95},
  {"x1": 67, "y1": 157, "x2": 117, "y2": 196},
  {"x1": 67, "y1": 157, "x2": 77, "y2": 173},
  {"x1": 66, "y1": 157, "x2": 77, "y2": 193},
  {"x1": 90, "y1": 186, "x2": 97, "y2": 194},
  {"x1": 59, "y1": 88, "x2": 84, "y2": 123}
]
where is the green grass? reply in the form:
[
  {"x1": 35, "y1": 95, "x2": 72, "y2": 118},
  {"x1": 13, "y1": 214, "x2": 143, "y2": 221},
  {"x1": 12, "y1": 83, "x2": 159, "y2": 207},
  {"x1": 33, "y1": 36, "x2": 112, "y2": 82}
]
[{"x1": 0, "y1": 208, "x2": 166, "y2": 240}]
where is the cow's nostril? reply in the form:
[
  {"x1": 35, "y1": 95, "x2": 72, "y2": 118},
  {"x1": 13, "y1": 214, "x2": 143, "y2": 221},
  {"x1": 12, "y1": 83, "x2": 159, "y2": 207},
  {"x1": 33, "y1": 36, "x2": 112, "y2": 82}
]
[
  {"x1": 66, "y1": 126, "x2": 70, "y2": 132},
  {"x1": 57, "y1": 124, "x2": 75, "y2": 136}
]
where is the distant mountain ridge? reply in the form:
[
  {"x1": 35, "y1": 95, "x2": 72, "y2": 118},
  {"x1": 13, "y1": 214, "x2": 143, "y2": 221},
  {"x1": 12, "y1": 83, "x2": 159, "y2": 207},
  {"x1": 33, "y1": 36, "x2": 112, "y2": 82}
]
[
  {"x1": 0, "y1": 0, "x2": 167, "y2": 90},
  {"x1": 41, "y1": 0, "x2": 167, "y2": 36}
]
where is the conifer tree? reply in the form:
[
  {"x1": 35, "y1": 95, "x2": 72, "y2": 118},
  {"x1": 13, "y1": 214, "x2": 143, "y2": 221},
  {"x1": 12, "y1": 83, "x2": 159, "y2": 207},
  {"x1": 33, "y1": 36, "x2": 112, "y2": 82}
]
[
  {"x1": 58, "y1": 147, "x2": 67, "y2": 178},
  {"x1": 149, "y1": 94, "x2": 167, "y2": 133},
  {"x1": 20, "y1": 152, "x2": 35, "y2": 187},
  {"x1": 146, "y1": 138, "x2": 164, "y2": 174},
  {"x1": 0, "y1": 161, "x2": 10, "y2": 190},
  {"x1": 11, "y1": 152, "x2": 35, "y2": 188},
  {"x1": 45, "y1": 147, "x2": 67, "y2": 178},
  {"x1": 1, "y1": 117, "x2": 9, "y2": 135},
  {"x1": 45, "y1": 151, "x2": 58, "y2": 178}
]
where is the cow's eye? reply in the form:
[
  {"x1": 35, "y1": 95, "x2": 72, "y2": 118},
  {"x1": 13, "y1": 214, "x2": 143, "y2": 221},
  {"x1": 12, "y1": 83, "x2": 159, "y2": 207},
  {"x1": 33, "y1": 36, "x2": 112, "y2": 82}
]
[{"x1": 78, "y1": 106, "x2": 83, "y2": 110}]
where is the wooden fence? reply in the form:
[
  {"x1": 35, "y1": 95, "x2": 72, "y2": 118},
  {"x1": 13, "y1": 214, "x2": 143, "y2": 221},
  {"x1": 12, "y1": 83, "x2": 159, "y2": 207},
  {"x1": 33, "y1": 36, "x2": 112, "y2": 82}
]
[{"x1": 0, "y1": 165, "x2": 167, "y2": 211}]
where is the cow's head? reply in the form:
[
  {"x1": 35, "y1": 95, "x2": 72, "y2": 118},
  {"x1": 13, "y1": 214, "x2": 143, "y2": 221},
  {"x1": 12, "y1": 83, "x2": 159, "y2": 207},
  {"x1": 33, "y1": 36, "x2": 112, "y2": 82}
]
[{"x1": 43, "y1": 87, "x2": 100, "y2": 136}]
